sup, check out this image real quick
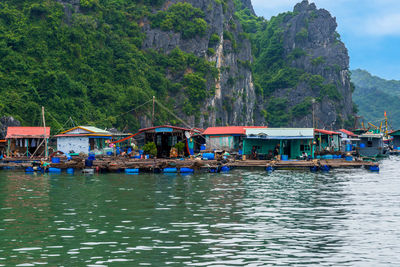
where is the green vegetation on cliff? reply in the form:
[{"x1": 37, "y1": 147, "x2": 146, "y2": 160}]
[{"x1": 0, "y1": 0, "x2": 216, "y2": 132}]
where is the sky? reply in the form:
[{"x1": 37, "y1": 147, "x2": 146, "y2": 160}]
[{"x1": 252, "y1": 0, "x2": 400, "y2": 80}]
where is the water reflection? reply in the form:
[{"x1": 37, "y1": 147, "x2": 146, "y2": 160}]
[{"x1": 0, "y1": 159, "x2": 400, "y2": 266}]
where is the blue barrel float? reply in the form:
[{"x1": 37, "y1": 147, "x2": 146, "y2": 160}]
[
  {"x1": 220, "y1": 166, "x2": 230, "y2": 172},
  {"x1": 180, "y1": 168, "x2": 194, "y2": 173},
  {"x1": 25, "y1": 167, "x2": 34, "y2": 172},
  {"x1": 321, "y1": 165, "x2": 330, "y2": 172},
  {"x1": 346, "y1": 156, "x2": 353, "y2": 161},
  {"x1": 125, "y1": 168, "x2": 139, "y2": 174},
  {"x1": 51, "y1": 157, "x2": 60, "y2": 163},
  {"x1": 163, "y1": 168, "x2": 178, "y2": 173},
  {"x1": 281, "y1": 155, "x2": 289, "y2": 161},
  {"x1": 370, "y1": 165, "x2": 380, "y2": 172},
  {"x1": 66, "y1": 168, "x2": 75, "y2": 174},
  {"x1": 48, "y1": 167, "x2": 62, "y2": 173},
  {"x1": 310, "y1": 166, "x2": 319, "y2": 172}
]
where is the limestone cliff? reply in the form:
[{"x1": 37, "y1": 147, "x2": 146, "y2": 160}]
[
  {"x1": 142, "y1": 0, "x2": 256, "y2": 128},
  {"x1": 251, "y1": 0, "x2": 355, "y2": 128}
]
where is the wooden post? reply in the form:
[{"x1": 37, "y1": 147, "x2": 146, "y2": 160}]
[
  {"x1": 152, "y1": 96, "x2": 155, "y2": 127},
  {"x1": 7, "y1": 139, "x2": 10, "y2": 157},
  {"x1": 42, "y1": 106, "x2": 48, "y2": 158}
]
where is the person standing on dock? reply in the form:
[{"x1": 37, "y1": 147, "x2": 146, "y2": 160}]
[{"x1": 274, "y1": 144, "x2": 280, "y2": 160}]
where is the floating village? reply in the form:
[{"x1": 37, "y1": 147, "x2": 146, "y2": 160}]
[{"x1": 1, "y1": 109, "x2": 399, "y2": 175}]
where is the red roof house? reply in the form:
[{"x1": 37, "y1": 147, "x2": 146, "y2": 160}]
[
  {"x1": 6, "y1": 127, "x2": 51, "y2": 157},
  {"x1": 203, "y1": 126, "x2": 267, "y2": 136},
  {"x1": 6, "y1": 127, "x2": 50, "y2": 139}
]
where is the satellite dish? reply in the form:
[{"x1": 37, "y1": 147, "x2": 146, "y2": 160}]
[{"x1": 185, "y1": 131, "x2": 191, "y2": 139}]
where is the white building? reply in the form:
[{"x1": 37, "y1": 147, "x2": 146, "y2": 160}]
[{"x1": 55, "y1": 126, "x2": 112, "y2": 155}]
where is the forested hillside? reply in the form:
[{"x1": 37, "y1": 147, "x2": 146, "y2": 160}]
[
  {"x1": 0, "y1": 0, "x2": 221, "y2": 132},
  {"x1": 352, "y1": 69, "x2": 400, "y2": 129}
]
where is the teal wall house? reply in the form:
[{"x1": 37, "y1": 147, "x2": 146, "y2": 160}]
[
  {"x1": 390, "y1": 130, "x2": 400, "y2": 148},
  {"x1": 203, "y1": 126, "x2": 267, "y2": 151},
  {"x1": 243, "y1": 128, "x2": 315, "y2": 159}
]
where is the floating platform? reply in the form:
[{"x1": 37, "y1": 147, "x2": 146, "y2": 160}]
[{"x1": 0, "y1": 156, "x2": 380, "y2": 174}]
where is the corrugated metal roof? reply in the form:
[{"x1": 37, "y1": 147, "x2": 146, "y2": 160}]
[
  {"x1": 203, "y1": 126, "x2": 267, "y2": 135},
  {"x1": 246, "y1": 128, "x2": 314, "y2": 138},
  {"x1": 61, "y1": 126, "x2": 111, "y2": 135},
  {"x1": 315, "y1": 129, "x2": 341, "y2": 135},
  {"x1": 139, "y1": 125, "x2": 202, "y2": 133},
  {"x1": 6, "y1": 127, "x2": 50, "y2": 139},
  {"x1": 339, "y1": 129, "x2": 357, "y2": 137}
]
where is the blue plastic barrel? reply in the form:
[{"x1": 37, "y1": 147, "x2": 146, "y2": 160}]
[
  {"x1": 163, "y1": 168, "x2": 177, "y2": 173},
  {"x1": 139, "y1": 150, "x2": 144, "y2": 155},
  {"x1": 200, "y1": 145, "x2": 206, "y2": 151},
  {"x1": 310, "y1": 166, "x2": 319, "y2": 172},
  {"x1": 360, "y1": 143, "x2": 366, "y2": 148},
  {"x1": 51, "y1": 157, "x2": 60, "y2": 163},
  {"x1": 125, "y1": 168, "x2": 139, "y2": 174},
  {"x1": 370, "y1": 166, "x2": 380, "y2": 172},
  {"x1": 346, "y1": 156, "x2": 353, "y2": 161},
  {"x1": 346, "y1": 144, "x2": 352, "y2": 151},
  {"x1": 48, "y1": 167, "x2": 61, "y2": 173},
  {"x1": 203, "y1": 153, "x2": 215, "y2": 160},
  {"x1": 85, "y1": 159, "x2": 93, "y2": 167},
  {"x1": 133, "y1": 155, "x2": 141, "y2": 159},
  {"x1": 321, "y1": 165, "x2": 330, "y2": 172},
  {"x1": 180, "y1": 168, "x2": 194, "y2": 173},
  {"x1": 221, "y1": 166, "x2": 230, "y2": 172},
  {"x1": 66, "y1": 168, "x2": 75, "y2": 174},
  {"x1": 25, "y1": 167, "x2": 34, "y2": 172},
  {"x1": 281, "y1": 155, "x2": 289, "y2": 161}
]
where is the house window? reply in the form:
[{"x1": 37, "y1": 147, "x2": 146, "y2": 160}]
[{"x1": 300, "y1": 144, "x2": 310, "y2": 151}]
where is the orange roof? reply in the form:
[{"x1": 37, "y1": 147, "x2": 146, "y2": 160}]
[
  {"x1": 203, "y1": 126, "x2": 268, "y2": 135},
  {"x1": 315, "y1": 129, "x2": 340, "y2": 135},
  {"x1": 6, "y1": 127, "x2": 50, "y2": 139}
]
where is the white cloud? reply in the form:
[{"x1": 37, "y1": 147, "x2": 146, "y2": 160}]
[{"x1": 365, "y1": 13, "x2": 400, "y2": 36}]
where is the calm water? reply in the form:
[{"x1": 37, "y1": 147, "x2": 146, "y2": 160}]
[{"x1": 1, "y1": 158, "x2": 400, "y2": 266}]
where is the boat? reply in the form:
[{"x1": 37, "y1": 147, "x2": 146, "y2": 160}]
[{"x1": 358, "y1": 133, "x2": 388, "y2": 158}]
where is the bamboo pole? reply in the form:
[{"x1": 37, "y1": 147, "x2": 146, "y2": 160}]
[{"x1": 42, "y1": 106, "x2": 48, "y2": 158}]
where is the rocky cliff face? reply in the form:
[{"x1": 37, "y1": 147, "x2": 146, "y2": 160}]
[
  {"x1": 0, "y1": 117, "x2": 20, "y2": 139},
  {"x1": 142, "y1": 0, "x2": 256, "y2": 128},
  {"x1": 260, "y1": 0, "x2": 354, "y2": 128}
]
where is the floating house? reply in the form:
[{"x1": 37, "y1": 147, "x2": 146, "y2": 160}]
[
  {"x1": 6, "y1": 126, "x2": 50, "y2": 157},
  {"x1": 55, "y1": 126, "x2": 112, "y2": 155},
  {"x1": 202, "y1": 126, "x2": 267, "y2": 152},
  {"x1": 359, "y1": 132, "x2": 385, "y2": 157},
  {"x1": 390, "y1": 130, "x2": 400, "y2": 149},
  {"x1": 243, "y1": 128, "x2": 314, "y2": 159},
  {"x1": 338, "y1": 129, "x2": 360, "y2": 151},
  {"x1": 113, "y1": 125, "x2": 203, "y2": 158},
  {"x1": 314, "y1": 129, "x2": 341, "y2": 152}
]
